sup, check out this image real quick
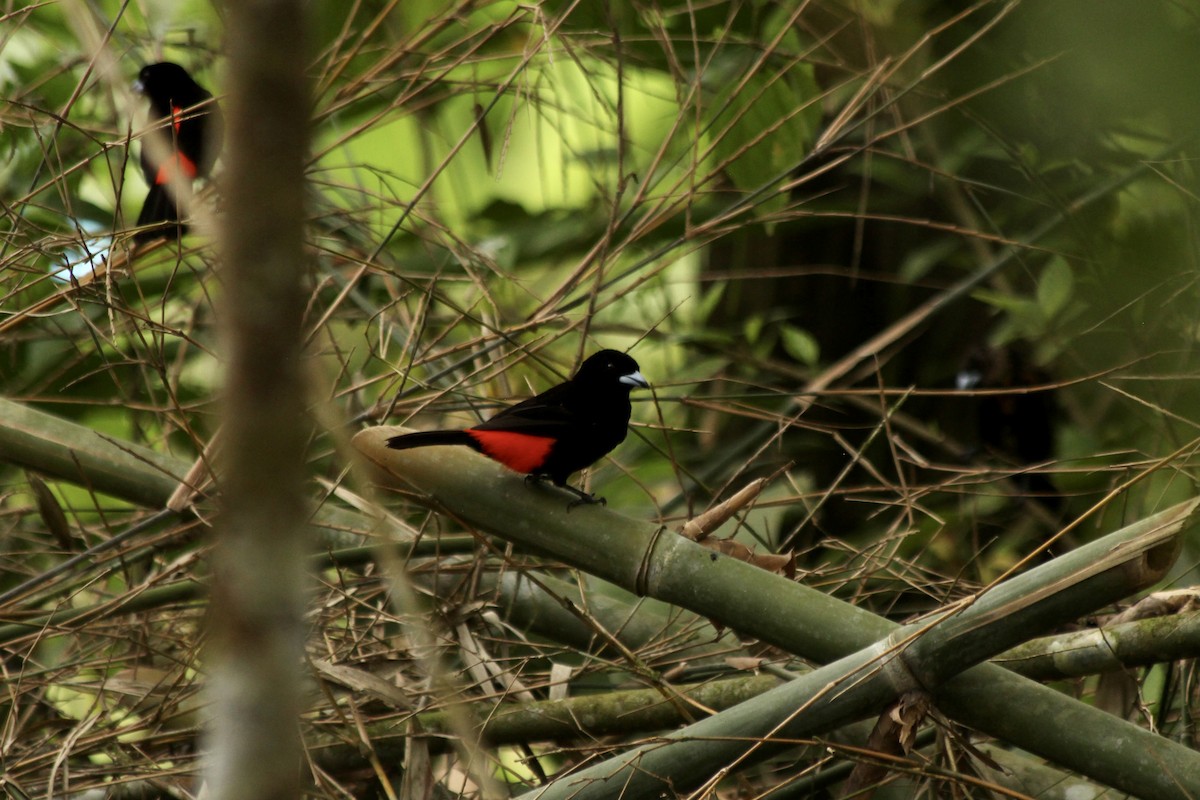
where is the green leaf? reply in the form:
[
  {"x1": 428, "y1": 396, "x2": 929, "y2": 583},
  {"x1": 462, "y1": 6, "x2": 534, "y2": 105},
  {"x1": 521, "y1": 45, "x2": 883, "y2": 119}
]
[
  {"x1": 744, "y1": 314, "x2": 765, "y2": 344},
  {"x1": 1037, "y1": 257, "x2": 1073, "y2": 317},
  {"x1": 695, "y1": 282, "x2": 727, "y2": 323},
  {"x1": 971, "y1": 289, "x2": 1036, "y2": 315},
  {"x1": 704, "y1": 54, "x2": 821, "y2": 226},
  {"x1": 780, "y1": 324, "x2": 820, "y2": 366},
  {"x1": 899, "y1": 239, "x2": 958, "y2": 282}
]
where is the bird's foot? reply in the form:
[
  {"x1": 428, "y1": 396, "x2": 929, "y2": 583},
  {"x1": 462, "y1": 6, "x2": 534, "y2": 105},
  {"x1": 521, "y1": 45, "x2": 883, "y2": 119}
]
[
  {"x1": 525, "y1": 474, "x2": 606, "y2": 510},
  {"x1": 566, "y1": 489, "x2": 606, "y2": 511}
]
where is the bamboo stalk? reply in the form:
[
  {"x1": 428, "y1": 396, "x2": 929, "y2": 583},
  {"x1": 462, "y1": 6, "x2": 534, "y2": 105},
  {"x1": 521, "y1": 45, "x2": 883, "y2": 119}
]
[
  {"x1": 354, "y1": 425, "x2": 1200, "y2": 800},
  {"x1": 0, "y1": 397, "x2": 185, "y2": 508},
  {"x1": 3, "y1": 400, "x2": 1196, "y2": 797},
  {"x1": 0, "y1": 400, "x2": 726, "y2": 664},
  {"x1": 495, "y1": 502, "x2": 1192, "y2": 800},
  {"x1": 999, "y1": 608, "x2": 1200, "y2": 680},
  {"x1": 310, "y1": 673, "x2": 783, "y2": 771}
]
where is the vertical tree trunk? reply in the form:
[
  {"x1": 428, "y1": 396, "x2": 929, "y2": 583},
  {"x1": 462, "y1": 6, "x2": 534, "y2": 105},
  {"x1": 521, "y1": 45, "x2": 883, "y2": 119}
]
[{"x1": 204, "y1": 2, "x2": 311, "y2": 799}]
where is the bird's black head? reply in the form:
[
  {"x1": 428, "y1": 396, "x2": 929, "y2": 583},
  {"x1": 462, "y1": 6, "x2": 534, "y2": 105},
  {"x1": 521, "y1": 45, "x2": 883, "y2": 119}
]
[
  {"x1": 574, "y1": 350, "x2": 649, "y2": 391},
  {"x1": 134, "y1": 62, "x2": 207, "y2": 107}
]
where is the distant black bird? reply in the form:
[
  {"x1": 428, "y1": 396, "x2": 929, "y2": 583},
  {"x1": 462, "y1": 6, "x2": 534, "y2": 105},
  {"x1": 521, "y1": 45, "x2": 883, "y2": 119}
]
[
  {"x1": 133, "y1": 62, "x2": 222, "y2": 243},
  {"x1": 957, "y1": 344, "x2": 1059, "y2": 506},
  {"x1": 386, "y1": 350, "x2": 649, "y2": 505}
]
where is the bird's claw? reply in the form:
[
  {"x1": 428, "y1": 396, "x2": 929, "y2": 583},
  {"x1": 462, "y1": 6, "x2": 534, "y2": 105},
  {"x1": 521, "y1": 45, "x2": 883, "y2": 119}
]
[
  {"x1": 526, "y1": 474, "x2": 605, "y2": 510},
  {"x1": 566, "y1": 493, "x2": 606, "y2": 511}
]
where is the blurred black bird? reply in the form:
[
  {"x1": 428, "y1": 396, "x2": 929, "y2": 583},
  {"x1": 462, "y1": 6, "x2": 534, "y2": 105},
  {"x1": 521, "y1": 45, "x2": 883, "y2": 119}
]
[
  {"x1": 133, "y1": 62, "x2": 222, "y2": 243},
  {"x1": 957, "y1": 343, "x2": 1059, "y2": 507}
]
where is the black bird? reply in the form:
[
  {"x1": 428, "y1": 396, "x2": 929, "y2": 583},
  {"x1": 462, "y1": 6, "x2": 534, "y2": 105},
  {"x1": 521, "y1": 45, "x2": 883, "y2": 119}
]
[
  {"x1": 133, "y1": 62, "x2": 222, "y2": 243},
  {"x1": 387, "y1": 350, "x2": 649, "y2": 505}
]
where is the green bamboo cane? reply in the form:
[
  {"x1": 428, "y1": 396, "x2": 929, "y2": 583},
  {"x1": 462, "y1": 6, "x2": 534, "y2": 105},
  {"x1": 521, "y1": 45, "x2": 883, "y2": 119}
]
[
  {"x1": 0, "y1": 397, "x2": 184, "y2": 507},
  {"x1": 310, "y1": 673, "x2": 783, "y2": 771},
  {"x1": 998, "y1": 608, "x2": 1200, "y2": 680},
  {"x1": 3, "y1": 400, "x2": 1196, "y2": 797},
  {"x1": 355, "y1": 425, "x2": 1200, "y2": 800},
  {"x1": 0, "y1": 400, "x2": 724, "y2": 666},
  {"x1": 315, "y1": 597, "x2": 1200, "y2": 776},
  {"x1": 504, "y1": 502, "x2": 1191, "y2": 800},
  {"x1": 0, "y1": 399, "x2": 727, "y2": 663}
]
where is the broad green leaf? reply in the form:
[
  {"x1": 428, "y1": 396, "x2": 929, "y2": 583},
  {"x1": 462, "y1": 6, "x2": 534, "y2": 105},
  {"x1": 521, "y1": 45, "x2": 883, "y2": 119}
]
[
  {"x1": 704, "y1": 53, "x2": 821, "y2": 226},
  {"x1": 744, "y1": 314, "x2": 764, "y2": 343},
  {"x1": 780, "y1": 324, "x2": 819, "y2": 366},
  {"x1": 1037, "y1": 257, "x2": 1073, "y2": 317}
]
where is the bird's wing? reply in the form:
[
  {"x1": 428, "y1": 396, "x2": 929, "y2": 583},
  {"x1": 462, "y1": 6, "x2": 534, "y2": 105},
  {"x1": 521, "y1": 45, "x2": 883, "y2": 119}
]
[{"x1": 472, "y1": 385, "x2": 579, "y2": 438}]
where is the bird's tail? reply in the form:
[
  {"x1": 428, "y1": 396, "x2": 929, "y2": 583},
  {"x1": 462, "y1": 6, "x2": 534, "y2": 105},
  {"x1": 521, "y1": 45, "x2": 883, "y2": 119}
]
[
  {"x1": 135, "y1": 184, "x2": 186, "y2": 243},
  {"x1": 386, "y1": 429, "x2": 478, "y2": 451}
]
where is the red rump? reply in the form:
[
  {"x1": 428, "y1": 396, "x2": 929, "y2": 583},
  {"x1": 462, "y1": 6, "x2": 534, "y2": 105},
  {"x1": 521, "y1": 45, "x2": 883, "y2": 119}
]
[
  {"x1": 466, "y1": 429, "x2": 554, "y2": 474},
  {"x1": 153, "y1": 105, "x2": 198, "y2": 185},
  {"x1": 155, "y1": 152, "x2": 199, "y2": 186}
]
